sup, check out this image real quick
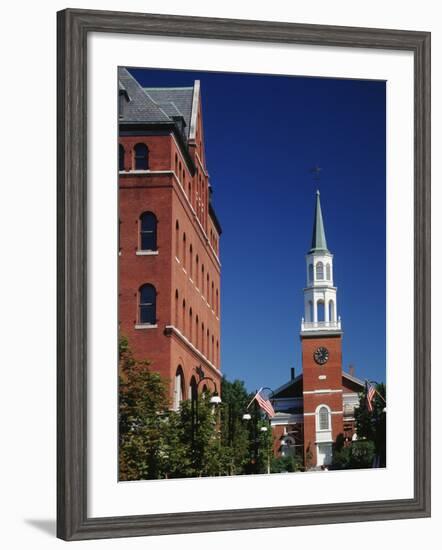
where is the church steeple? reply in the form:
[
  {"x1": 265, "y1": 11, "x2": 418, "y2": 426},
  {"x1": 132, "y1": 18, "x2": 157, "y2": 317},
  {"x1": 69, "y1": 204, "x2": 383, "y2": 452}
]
[
  {"x1": 309, "y1": 190, "x2": 328, "y2": 253},
  {"x1": 301, "y1": 191, "x2": 341, "y2": 334}
]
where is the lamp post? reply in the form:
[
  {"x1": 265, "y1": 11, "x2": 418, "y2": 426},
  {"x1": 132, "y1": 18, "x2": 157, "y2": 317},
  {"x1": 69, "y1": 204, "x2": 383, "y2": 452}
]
[
  {"x1": 191, "y1": 371, "x2": 221, "y2": 455},
  {"x1": 243, "y1": 387, "x2": 275, "y2": 474}
]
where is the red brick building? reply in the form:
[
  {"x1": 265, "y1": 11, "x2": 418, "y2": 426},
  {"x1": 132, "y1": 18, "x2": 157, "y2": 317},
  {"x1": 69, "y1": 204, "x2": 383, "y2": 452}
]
[
  {"x1": 271, "y1": 192, "x2": 364, "y2": 468},
  {"x1": 118, "y1": 68, "x2": 222, "y2": 409}
]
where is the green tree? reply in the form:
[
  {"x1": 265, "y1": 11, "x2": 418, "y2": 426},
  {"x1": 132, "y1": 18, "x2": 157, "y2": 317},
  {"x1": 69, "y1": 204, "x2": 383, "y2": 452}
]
[
  {"x1": 118, "y1": 336, "x2": 171, "y2": 481},
  {"x1": 354, "y1": 382, "x2": 386, "y2": 466},
  {"x1": 219, "y1": 378, "x2": 251, "y2": 475}
]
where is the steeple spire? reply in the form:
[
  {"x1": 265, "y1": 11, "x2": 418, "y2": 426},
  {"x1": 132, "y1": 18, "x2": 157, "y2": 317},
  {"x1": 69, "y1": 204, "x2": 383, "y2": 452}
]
[{"x1": 309, "y1": 190, "x2": 328, "y2": 253}]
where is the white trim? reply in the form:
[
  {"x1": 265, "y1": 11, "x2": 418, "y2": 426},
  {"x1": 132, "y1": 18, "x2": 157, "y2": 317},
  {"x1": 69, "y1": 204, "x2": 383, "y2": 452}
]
[
  {"x1": 175, "y1": 256, "x2": 180, "y2": 263},
  {"x1": 303, "y1": 389, "x2": 342, "y2": 395},
  {"x1": 135, "y1": 250, "x2": 158, "y2": 256},
  {"x1": 318, "y1": 375, "x2": 327, "y2": 380},
  {"x1": 189, "y1": 79, "x2": 200, "y2": 140},
  {"x1": 304, "y1": 410, "x2": 342, "y2": 416},
  {"x1": 195, "y1": 151, "x2": 209, "y2": 178},
  {"x1": 134, "y1": 324, "x2": 158, "y2": 330},
  {"x1": 164, "y1": 324, "x2": 221, "y2": 376}
]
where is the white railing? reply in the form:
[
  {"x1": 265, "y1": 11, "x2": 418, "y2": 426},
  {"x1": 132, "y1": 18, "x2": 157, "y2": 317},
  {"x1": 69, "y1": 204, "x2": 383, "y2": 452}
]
[{"x1": 301, "y1": 317, "x2": 341, "y2": 331}]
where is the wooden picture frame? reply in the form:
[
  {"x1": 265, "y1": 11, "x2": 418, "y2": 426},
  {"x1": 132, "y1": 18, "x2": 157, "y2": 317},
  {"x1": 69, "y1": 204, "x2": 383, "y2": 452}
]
[{"x1": 57, "y1": 8, "x2": 431, "y2": 541}]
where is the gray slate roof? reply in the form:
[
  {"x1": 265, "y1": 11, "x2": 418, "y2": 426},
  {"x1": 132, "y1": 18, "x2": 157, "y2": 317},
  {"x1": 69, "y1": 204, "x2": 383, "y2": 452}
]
[
  {"x1": 143, "y1": 87, "x2": 194, "y2": 137},
  {"x1": 118, "y1": 68, "x2": 195, "y2": 136},
  {"x1": 118, "y1": 68, "x2": 172, "y2": 124}
]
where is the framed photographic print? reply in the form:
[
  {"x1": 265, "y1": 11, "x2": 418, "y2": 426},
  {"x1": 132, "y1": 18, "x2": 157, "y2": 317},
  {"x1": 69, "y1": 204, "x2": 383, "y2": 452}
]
[{"x1": 57, "y1": 8, "x2": 431, "y2": 541}]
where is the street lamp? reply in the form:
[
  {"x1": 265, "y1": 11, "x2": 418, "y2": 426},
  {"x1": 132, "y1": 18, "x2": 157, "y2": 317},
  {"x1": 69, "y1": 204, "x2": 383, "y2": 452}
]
[{"x1": 191, "y1": 371, "x2": 222, "y2": 451}]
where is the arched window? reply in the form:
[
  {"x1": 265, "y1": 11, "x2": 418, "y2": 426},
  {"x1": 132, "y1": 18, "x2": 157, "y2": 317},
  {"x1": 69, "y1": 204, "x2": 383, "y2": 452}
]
[
  {"x1": 216, "y1": 289, "x2": 219, "y2": 316},
  {"x1": 316, "y1": 261, "x2": 324, "y2": 280},
  {"x1": 211, "y1": 335, "x2": 214, "y2": 363},
  {"x1": 206, "y1": 329, "x2": 210, "y2": 358},
  {"x1": 189, "y1": 245, "x2": 193, "y2": 279},
  {"x1": 189, "y1": 308, "x2": 193, "y2": 342},
  {"x1": 173, "y1": 367, "x2": 184, "y2": 410},
  {"x1": 139, "y1": 284, "x2": 156, "y2": 325},
  {"x1": 182, "y1": 300, "x2": 186, "y2": 336},
  {"x1": 206, "y1": 273, "x2": 210, "y2": 303},
  {"x1": 189, "y1": 375, "x2": 197, "y2": 401},
  {"x1": 201, "y1": 265, "x2": 205, "y2": 295},
  {"x1": 195, "y1": 255, "x2": 199, "y2": 288},
  {"x1": 308, "y1": 300, "x2": 314, "y2": 322},
  {"x1": 119, "y1": 144, "x2": 125, "y2": 171},
  {"x1": 175, "y1": 290, "x2": 179, "y2": 327},
  {"x1": 326, "y1": 263, "x2": 331, "y2": 280},
  {"x1": 182, "y1": 233, "x2": 187, "y2": 270},
  {"x1": 139, "y1": 212, "x2": 157, "y2": 251},
  {"x1": 211, "y1": 282, "x2": 214, "y2": 310},
  {"x1": 134, "y1": 143, "x2": 149, "y2": 170},
  {"x1": 201, "y1": 323, "x2": 205, "y2": 355},
  {"x1": 317, "y1": 406, "x2": 330, "y2": 431},
  {"x1": 328, "y1": 300, "x2": 335, "y2": 322},
  {"x1": 195, "y1": 316, "x2": 199, "y2": 348},
  {"x1": 317, "y1": 300, "x2": 325, "y2": 322},
  {"x1": 175, "y1": 221, "x2": 179, "y2": 259},
  {"x1": 308, "y1": 264, "x2": 314, "y2": 283},
  {"x1": 216, "y1": 340, "x2": 219, "y2": 367}
]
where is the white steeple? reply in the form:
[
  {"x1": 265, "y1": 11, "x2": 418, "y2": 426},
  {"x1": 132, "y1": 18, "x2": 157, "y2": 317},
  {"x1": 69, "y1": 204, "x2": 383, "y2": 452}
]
[{"x1": 301, "y1": 191, "x2": 342, "y2": 334}]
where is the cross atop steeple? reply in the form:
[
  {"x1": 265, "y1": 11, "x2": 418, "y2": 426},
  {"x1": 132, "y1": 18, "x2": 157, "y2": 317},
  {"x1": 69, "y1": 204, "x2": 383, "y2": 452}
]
[{"x1": 309, "y1": 190, "x2": 329, "y2": 253}]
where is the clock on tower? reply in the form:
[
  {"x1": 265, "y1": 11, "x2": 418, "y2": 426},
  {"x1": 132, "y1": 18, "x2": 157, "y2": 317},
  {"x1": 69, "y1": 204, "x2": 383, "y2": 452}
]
[{"x1": 300, "y1": 191, "x2": 344, "y2": 469}]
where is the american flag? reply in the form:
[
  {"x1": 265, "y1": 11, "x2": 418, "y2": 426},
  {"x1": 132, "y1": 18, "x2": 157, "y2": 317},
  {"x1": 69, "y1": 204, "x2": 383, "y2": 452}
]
[
  {"x1": 366, "y1": 382, "x2": 376, "y2": 413},
  {"x1": 254, "y1": 389, "x2": 276, "y2": 418}
]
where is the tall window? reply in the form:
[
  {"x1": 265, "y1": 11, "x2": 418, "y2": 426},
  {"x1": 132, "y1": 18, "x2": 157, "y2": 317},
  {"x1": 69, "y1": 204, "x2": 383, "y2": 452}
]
[
  {"x1": 328, "y1": 300, "x2": 335, "y2": 322},
  {"x1": 195, "y1": 316, "x2": 199, "y2": 348},
  {"x1": 326, "y1": 263, "x2": 331, "y2": 280},
  {"x1": 134, "y1": 143, "x2": 149, "y2": 170},
  {"x1": 175, "y1": 221, "x2": 179, "y2": 259},
  {"x1": 189, "y1": 376, "x2": 197, "y2": 401},
  {"x1": 175, "y1": 290, "x2": 179, "y2": 327},
  {"x1": 119, "y1": 144, "x2": 125, "y2": 171},
  {"x1": 308, "y1": 264, "x2": 314, "y2": 283},
  {"x1": 173, "y1": 367, "x2": 184, "y2": 410},
  {"x1": 195, "y1": 255, "x2": 199, "y2": 288},
  {"x1": 189, "y1": 245, "x2": 193, "y2": 279},
  {"x1": 139, "y1": 212, "x2": 157, "y2": 251},
  {"x1": 182, "y1": 233, "x2": 187, "y2": 270},
  {"x1": 316, "y1": 261, "x2": 324, "y2": 280},
  {"x1": 189, "y1": 308, "x2": 193, "y2": 342},
  {"x1": 182, "y1": 300, "x2": 186, "y2": 336},
  {"x1": 317, "y1": 300, "x2": 325, "y2": 322},
  {"x1": 318, "y1": 406, "x2": 330, "y2": 431},
  {"x1": 139, "y1": 284, "x2": 156, "y2": 325}
]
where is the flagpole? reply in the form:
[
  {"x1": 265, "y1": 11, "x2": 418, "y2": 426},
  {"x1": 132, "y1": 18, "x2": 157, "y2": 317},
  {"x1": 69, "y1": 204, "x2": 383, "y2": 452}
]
[
  {"x1": 365, "y1": 379, "x2": 386, "y2": 404},
  {"x1": 246, "y1": 387, "x2": 262, "y2": 410}
]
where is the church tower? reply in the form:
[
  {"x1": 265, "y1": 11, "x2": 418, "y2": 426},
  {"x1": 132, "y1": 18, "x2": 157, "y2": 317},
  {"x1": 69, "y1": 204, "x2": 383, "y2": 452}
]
[{"x1": 301, "y1": 191, "x2": 344, "y2": 468}]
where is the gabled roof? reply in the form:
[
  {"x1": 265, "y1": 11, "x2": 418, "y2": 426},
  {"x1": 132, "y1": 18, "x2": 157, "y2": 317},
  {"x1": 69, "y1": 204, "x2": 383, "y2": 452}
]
[
  {"x1": 143, "y1": 87, "x2": 195, "y2": 138},
  {"x1": 118, "y1": 68, "x2": 171, "y2": 124},
  {"x1": 272, "y1": 371, "x2": 365, "y2": 399},
  {"x1": 309, "y1": 190, "x2": 329, "y2": 253}
]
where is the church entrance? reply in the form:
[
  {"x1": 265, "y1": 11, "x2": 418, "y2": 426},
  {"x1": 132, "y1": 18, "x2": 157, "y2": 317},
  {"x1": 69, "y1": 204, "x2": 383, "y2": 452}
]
[{"x1": 316, "y1": 443, "x2": 332, "y2": 466}]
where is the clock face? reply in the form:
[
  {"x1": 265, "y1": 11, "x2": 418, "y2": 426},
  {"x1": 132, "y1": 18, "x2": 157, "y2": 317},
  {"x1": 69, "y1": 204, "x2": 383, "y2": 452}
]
[{"x1": 314, "y1": 346, "x2": 329, "y2": 365}]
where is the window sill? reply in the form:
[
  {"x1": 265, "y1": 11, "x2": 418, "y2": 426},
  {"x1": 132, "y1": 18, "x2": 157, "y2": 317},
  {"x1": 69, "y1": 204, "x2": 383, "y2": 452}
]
[
  {"x1": 136, "y1": 250, "x2": 159, "y2": 256},
  {"x1": 135, "y1": 324, "x2": 158, "y2": 330}
]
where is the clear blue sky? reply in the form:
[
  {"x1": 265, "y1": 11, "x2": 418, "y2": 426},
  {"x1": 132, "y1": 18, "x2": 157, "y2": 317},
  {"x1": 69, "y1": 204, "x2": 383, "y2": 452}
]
[{"x1": 129, "y1": 67, "x2": 386, "y2": 392}]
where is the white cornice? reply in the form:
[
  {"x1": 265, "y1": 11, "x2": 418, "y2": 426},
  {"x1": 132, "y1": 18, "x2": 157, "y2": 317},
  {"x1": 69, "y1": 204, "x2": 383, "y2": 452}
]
[{"x1": 164, "y1": 324, "x2": 221, "y2": 377}]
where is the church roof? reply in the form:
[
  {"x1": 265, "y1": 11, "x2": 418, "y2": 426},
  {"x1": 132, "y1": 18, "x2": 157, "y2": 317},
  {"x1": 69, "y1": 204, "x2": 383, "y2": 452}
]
[
  {"x1": 309, "y1": 190, "x2": 329, "y2": 253},
  {"x1": 272, "y1": 371, "x2": 365, "y2": 399}
]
